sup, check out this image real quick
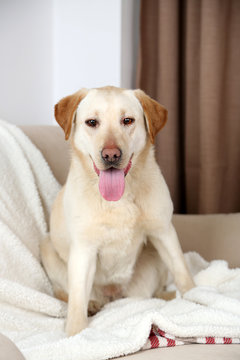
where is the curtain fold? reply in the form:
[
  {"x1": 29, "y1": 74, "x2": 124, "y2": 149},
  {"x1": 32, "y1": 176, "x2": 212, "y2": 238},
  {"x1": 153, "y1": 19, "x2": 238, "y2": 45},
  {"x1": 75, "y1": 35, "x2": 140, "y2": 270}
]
[{"x1": 138, "y1": 0, "x2": 240, "y2": 214}]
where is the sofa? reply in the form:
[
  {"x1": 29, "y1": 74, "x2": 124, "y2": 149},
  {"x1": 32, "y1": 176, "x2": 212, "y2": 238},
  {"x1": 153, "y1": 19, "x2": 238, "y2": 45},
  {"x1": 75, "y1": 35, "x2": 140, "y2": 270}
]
[{"x1": 1, "y1": 125, "x2": 239, "y2": 359}]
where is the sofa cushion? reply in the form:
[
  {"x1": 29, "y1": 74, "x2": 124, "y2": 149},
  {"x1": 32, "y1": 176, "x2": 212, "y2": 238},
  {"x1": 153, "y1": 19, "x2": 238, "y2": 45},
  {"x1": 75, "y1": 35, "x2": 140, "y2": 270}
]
[
  {"x1": 20, "y1": 125, "x2": 69, "y2": 185},
  {"x1": 115, "y1": 344, "x2": 240, "y2": 360},
  {"x1": 173, "y1": 213, "x2": 240, "y2": 268},
  {"x1": 0, "y1": 333, "x2": 25, "y2": 360}
]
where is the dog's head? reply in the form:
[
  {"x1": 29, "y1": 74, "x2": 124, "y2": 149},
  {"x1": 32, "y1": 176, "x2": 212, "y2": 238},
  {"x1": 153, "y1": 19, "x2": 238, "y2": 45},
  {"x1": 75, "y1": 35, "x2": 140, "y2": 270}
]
[{"x1": 55, "y1": 86, "x2": 167, "y2": 201}]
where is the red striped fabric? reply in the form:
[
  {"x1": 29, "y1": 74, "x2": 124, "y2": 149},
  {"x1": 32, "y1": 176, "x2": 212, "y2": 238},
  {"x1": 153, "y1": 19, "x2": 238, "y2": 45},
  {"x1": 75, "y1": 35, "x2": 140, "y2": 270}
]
[
  {"x1": 223, "y1": 337, "x2": 232, "y2": 344},
  {"x1": 143, "y1": 326, "x2": 239, "y2": 351},
  {"x1": 167, "y1": 339, "x2": 176, "y2": 347},
  {"x1": 149, "y1": 335, "x2": 159, "y2": 348},
  {"x1": 156, "y1": 329, "x2": 165, "y2": 337},
  {"x1": 206, "y1": 337, "x2": 215, "y2": 344}
]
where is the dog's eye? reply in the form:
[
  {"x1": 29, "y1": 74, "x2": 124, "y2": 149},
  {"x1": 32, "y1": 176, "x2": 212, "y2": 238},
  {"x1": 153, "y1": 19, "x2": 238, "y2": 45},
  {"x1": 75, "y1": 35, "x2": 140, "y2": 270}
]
[
  {"x1": 85, "y1": 119, "x2": 99, "y2": 127},
  {"x1": 122, "y1": 118, "x2": 135, "y2": 126}
]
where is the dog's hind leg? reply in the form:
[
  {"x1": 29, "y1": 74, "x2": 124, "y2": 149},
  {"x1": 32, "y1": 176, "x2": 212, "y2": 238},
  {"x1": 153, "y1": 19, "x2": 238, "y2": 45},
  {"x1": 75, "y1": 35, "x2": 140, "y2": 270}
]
[{"x1": 40, "y1": 234, "x2": 68, "y2": 302}]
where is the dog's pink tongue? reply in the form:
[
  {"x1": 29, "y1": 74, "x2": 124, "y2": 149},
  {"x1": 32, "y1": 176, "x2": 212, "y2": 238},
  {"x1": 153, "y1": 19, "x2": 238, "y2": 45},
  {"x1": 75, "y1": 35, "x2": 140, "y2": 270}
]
[{"x1": 99, "y1": 168, "x2": 125, "y2": 201}]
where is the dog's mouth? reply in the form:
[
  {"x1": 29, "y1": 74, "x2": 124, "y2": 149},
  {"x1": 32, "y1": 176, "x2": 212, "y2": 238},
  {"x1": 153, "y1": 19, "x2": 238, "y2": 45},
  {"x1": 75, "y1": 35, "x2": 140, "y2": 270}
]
[{"x1": 93, "y1": 157, "x2": 132, "y2": 202}]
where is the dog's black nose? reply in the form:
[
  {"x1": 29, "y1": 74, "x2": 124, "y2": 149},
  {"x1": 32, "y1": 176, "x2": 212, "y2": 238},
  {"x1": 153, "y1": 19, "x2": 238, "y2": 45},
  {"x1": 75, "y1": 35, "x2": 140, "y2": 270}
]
[{"x1": 101, "y1": 147, "x2": 122, "y2": 165}]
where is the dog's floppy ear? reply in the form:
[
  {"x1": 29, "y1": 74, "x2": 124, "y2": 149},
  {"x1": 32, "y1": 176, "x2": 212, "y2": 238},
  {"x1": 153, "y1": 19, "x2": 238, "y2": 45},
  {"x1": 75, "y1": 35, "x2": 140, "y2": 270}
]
[
  {"x1": 54, "y1": 88, "x2": 88, "y2": 140},
  {"x1": 134, "y1": 89, "x2": 168, "y2": 143}
]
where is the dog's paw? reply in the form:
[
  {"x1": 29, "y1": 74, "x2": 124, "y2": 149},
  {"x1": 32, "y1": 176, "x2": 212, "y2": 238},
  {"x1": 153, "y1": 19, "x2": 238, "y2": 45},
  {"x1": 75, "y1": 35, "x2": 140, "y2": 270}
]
[
  {"x1": 88, "y1": 300, "x2": 103, "y2": 316},
  {"x1": 155, "y1": 290, "x2": 176, "y2": 301},
  {"x1": 65, "y1": 316, "x2": 88, "y2": 337},
  {"x1": 179, "y1": 277, "x2": 195, "y2": 294}
]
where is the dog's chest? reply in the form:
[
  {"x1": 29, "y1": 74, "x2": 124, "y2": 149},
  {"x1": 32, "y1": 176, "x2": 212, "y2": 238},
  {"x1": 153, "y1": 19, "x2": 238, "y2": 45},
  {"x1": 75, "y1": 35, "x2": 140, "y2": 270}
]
[
  {"x1": 95, "y1": 230, "x2": 144, "y2": 285},
  {"x1": 93, "y1": 201, "x2": 145, "y2": 285}
]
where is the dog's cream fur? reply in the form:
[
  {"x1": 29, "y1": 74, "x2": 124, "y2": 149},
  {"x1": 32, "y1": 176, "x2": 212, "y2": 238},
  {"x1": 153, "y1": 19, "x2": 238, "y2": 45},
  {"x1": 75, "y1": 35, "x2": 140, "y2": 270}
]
[{"x1": 40, "y1": 86, "x2": 194, "y2": 336}]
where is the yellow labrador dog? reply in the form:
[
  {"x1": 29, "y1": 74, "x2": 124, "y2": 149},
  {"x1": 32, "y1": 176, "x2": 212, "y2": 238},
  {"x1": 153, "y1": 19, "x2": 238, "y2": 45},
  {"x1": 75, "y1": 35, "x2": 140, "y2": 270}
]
[{"x1": 40, "y1": 86, "x2": 194, "y2": 336}]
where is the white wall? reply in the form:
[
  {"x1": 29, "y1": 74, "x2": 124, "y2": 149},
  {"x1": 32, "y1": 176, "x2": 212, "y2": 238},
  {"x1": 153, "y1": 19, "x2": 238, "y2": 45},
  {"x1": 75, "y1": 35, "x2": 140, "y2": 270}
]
[
  {"x1": 0, "y1": 0, "x2": 140, "y2": 125},
  {"x1": 0, "y1": 0, "x2": 53, "y2": 125},
  {"x1": 53, "y1": 0, "x2": 122, "y2": 103}
]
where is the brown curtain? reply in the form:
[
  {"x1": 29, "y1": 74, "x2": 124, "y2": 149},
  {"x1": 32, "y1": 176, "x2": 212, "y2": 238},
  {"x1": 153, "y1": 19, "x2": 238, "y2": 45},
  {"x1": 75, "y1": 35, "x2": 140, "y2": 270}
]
[{"x1": 137, "y1": 0, "x2": 240, "y2": 214}]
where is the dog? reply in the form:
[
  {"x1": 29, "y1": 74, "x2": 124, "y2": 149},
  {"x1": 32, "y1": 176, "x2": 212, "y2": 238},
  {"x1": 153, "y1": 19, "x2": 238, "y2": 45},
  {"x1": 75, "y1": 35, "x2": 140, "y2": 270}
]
[{"x1": 40, "y1": 86, "x2": 194, "y2": 336}]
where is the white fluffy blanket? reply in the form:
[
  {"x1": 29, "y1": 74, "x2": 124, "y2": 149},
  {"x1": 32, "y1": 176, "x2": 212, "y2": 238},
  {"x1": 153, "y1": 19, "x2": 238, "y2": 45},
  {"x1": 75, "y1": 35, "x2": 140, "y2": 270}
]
[{"x1": 0, "y1": 120, "x2": 239, "y2": 360}]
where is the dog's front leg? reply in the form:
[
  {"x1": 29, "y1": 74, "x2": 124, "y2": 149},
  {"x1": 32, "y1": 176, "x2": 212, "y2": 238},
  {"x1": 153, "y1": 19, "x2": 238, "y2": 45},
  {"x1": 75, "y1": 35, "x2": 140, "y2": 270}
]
[
  {"x1": 66, "y1": 241, "x2": 97, "y2": 336},
  {"x1": 150, "y1": 223, "x2": 194, "y2": 294}
]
